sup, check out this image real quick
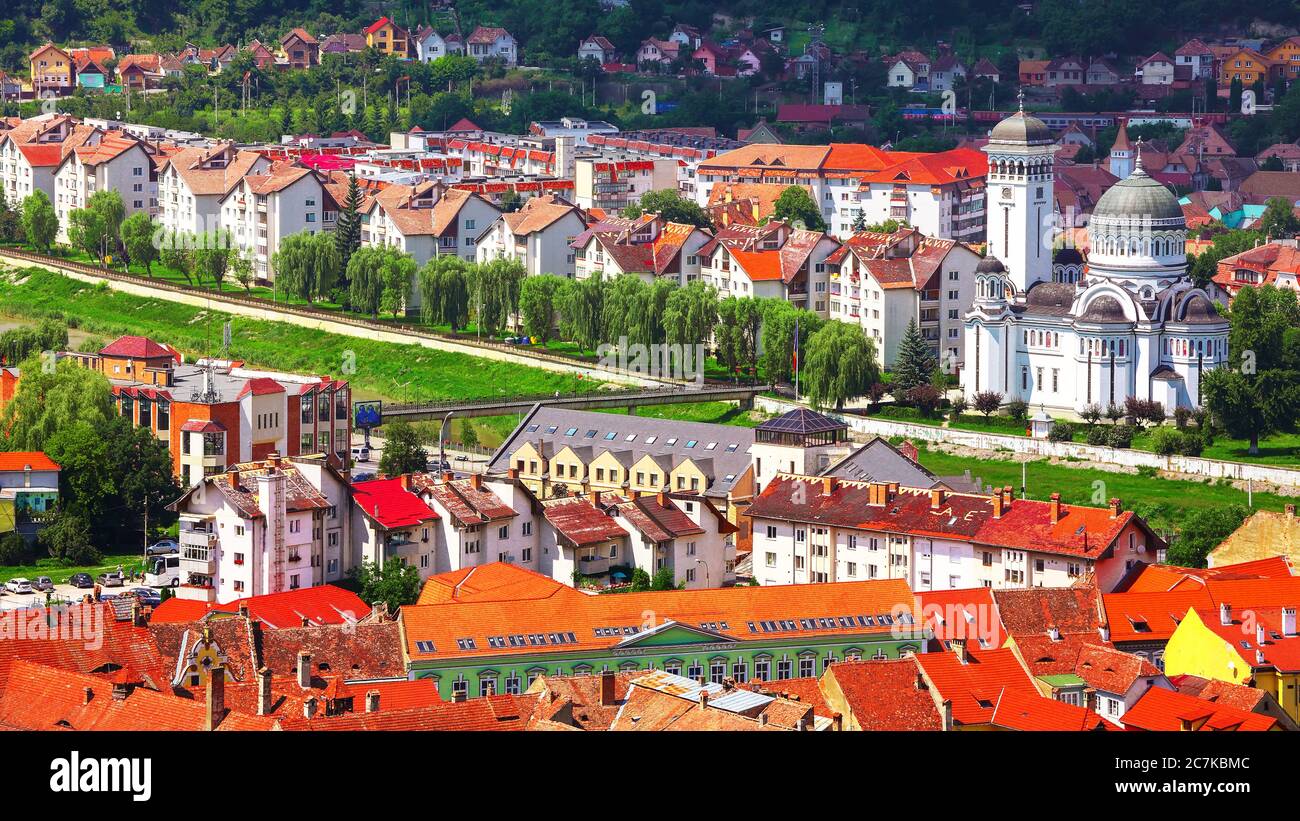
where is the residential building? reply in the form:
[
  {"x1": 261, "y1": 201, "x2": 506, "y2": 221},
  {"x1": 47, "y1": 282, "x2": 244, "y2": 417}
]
[
  {"x1": 636, "y1": 38, "x2": 680, "y2": 68},
  {"x1": 64, "y1": 334, "x2": 351, "y2": 481},
  {"x1": 150, "y1": 584, "x2": 371, "y2": 626},
  {"x1": 747, "y1": 475, "x2": 1160, "y2": 592},
  {"x1": 1208, "y1": 505, "x2": 1300, "y2": 566},
  {"x1": 1175, "y1": 38, "x2": 1217, "y2": 80},
  {"x1": 1045, "y1": 56, "x2": 1086, "y2": 86},
  {"x1": 1265, "y1": 36, "x2": 1300, "y2": 84},
  {"x1": 605, "y1": 671, "x2": 825, "y2": 730},
  {"x1": 818, "y1": 658, "x2": 945, "y2": 730},
  {"x1": 0, "y1": 115, "x2": 99, "y2": 206},
  {"x1": 400, "y1": 561, "x2": 926, "y2": 700},
  {"x1": 220, "y1": 164, "x2": 338, "y2": 279},
  {"x1": 362, "y1": 183, "x2": 501, "y2": 272},
  {"x1": 476, "y1": 194, "x2": 588, "y2": 276},
  {"x1": 570, "y1": 214, "x2": 712, "y2": 284},
  {"x1": 1211, "y1": 241, "x2": 1300, "y2": 301},
  {"x1": 578, "y1": 36, "x2": 617, "y2": 64},
  {"x1": 364, "y1": 17, "x2": 413, "y2": 58},
  {"x1": 29, "y1": 44, "x2": 75, "y2": 97},
  {"x1": 913, "y1": 643, "x2": 1040, "y2": 729},
  {"x1": 699, "y1": 221, "x2": 839, "y2": 314},
  {"x1": 929, "y1": 55, "x2": 967, "y2": 92},
  {"x1": 572, "y1": 154, "x2": 679, "y2": 212},
  {"x1": 53, "y1": 132, "x2": 156, "y2": 242},
  {"x1": 1220, "y1": 48, "x2": 1270, "y2": 88},
  {"x1": 1135, "y1": 52, "x2": 1176, "y2": 85},
  {"x1": 826, "y1": 227, "x2": 981, "y2": 367},
  {"x1": 886, "y1": 50, "x2": 930, "y2": 90},
  {"x1": 466, "y1": 26, "x2": 518, "y2": 65},
  {"x1": 415, "y1": 28, "x2": 463, "y2": 61},
  {"x1": 1121, "y1": 685, "x2": 1279, "y2": 730},
  {"x1": 167, "y1": 453, "x2": 352, "y2": 603},
  {"x1": 159, "y1": 143, "x2": 271, "y2": 237},
  {"x1": 279, "y1": 28, "x2": 320, "y2": 68}
]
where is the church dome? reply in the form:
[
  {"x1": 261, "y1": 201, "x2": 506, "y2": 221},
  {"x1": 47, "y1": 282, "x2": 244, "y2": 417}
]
[
  {"x1": 1053, "y1": 246, "x2": 1084, "y2": 265},
  {"x1": 1092, "y1": 166, "x2": 1184, "y2": 222},
  {"x1": 976, "y1": 255, "x2": 1006, "y2": 274},
  {"x1": 1175, "y1": 294, "x2": 1224, "y2": 324},
  {"x1": 1077, "y1": 295, "x2": 1128, "y2": 323},
  {"x1": 989, "y1": 110, "x2": 1053, "y2": 144},
  {"x1": 1026, "y1": 282, "x2": 1075, "y2": 308}
]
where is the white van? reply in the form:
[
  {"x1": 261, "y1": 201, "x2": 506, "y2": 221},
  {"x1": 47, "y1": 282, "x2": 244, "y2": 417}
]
[
  {"x1": 351, "y1": 445, "x2": 371, "y2": 463},
  {"x1": 144, "y1": 554, "x2": 180, "y2": 587}
]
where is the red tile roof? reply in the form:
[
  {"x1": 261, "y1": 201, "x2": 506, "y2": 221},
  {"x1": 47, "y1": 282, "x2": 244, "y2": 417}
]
[
  {"x1": 824, "y1": 659, "x2": 943, "y2": 730},
  {"x1": 1195, "y1": 606, "x2": 1300, "y2": 673},
  {"x1": 99, "y1": 335, "x2": 175, "y2": 359},
  {"x1": 0, "y1": 452, "x2": 59, "y2": 472},
  {"x1": 236, "y1": 376, "x2": 287, "y2": 398},
  {"x1": 150, "y1": 585, "x2": 371, "y2": 628},
  {"x1": 990, "y1": 688, "x2": 1112, "y2": 731},
  {"x1": 1074, "y1": 643, "x2": 1163, "y2": 694},
  {"x1": 542, "y1": 494, "x2": 629, "y2": 547},
  {"x1": 914, "y1": 646, "x2": 1039, "y2": 726},
  {"x1": 914, "y1": 587, "x2": 1004, "y2": 648},
  {"x1": 417, "y1": 563, "x2": 571, "y2": 605},
  {"x1": 1122, "y1": 686, "x2": 1278, "y2": 731},
  {"x1": 352, "y1": 477, "x2": 438, "y2": 530},
  {"x1": 17, "y1": 143, "x2": 63, "y2": 167}
]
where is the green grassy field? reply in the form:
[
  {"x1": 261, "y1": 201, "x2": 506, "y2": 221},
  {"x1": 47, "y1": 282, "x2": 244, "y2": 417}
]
[
  {"x1": 0, "y1": 555, "x2": 147, "y2": 587},
  {"x1": 0, "y1": 267, "x2": 593, "y2": 403}
]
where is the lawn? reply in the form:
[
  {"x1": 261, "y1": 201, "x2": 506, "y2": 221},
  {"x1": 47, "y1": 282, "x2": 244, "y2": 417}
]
[
  {"x1": 0, "y1": 554, "x2": 147, "y2": 587},
  {"x1": 0, "y1": 267, "x2": 593, "y2": 403},
  {"x1": 908, "y1": 441, "x2": 1292, "y2": 538},
  {"x1": 597, "y1": 400, "x2": 773, "y2": 427}
]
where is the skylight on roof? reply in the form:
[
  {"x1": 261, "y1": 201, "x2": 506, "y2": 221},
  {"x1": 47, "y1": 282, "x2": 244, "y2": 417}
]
[
  {"x1": 565, "y1": 427, "x2": 578, "y2": 436},
  {"x1": 625, "y1": 434, "x2": 637, "y2": 442},
  {"x1": 645, "y1": 435, "x2": 657, "y2": 444},
  {"x1": 546, "y1": 426, "x2": 558, "y2": 434},
  {"x1": 705, "y1": 442, "x2": 717, "y2": 450},
  {"x1": 584, "y1": 430, "x2": 597, "y2": 438},
  {"x1": 665, "y1": 437, "x2": 678, "y2": 445},
  {"x1": 604, "y1": 432, "x2": 617, "y2": 440},
  {"x1": 725, "y1": 443, "x2": 738, "y2": 452},
  {"x1": 685, "y1": 440, "x2": 697, "y2": 448},
  {"x1": 526, "y1": 424, "x2": 539, "y2": 432}
]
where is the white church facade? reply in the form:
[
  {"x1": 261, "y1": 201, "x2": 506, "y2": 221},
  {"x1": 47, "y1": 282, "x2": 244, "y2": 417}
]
[{"x1": 962, "y1": 103, "x2": 1229, "y2": 416}]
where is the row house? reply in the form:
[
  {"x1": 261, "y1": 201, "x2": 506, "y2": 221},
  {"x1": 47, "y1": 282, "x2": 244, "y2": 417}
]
[
  {"x1": 570, "y1": 214, "x2": 711, "y2": 285},
  {"x1": 362, "y1": 182, "x2": 501, "y2": 271},
  {"x1": 65, "y1": 334, "x2": 351, "y2": 482},
  {"x1": 826, "y1": 227, "x2": 981, "y2": 368},
  {"x1": 700, "y1": 221, "x2": 839, "y2": 314},
  {"x1": 415, "y1": 28, "x2": 464, "y2": 62},
  {"x1": 169, "y1": 453, "x2": 351, "y2": 603},
  {"x1": 53, "y1": 132, "x2": 157, "y2": 242},
  {"x1": 695, "y1": 143, "x2": 988, "y2": 243},
  {"x1": 220, "y1": 164, "x2": 338, "y2": 279},
  {"x1": 443, "y1": 137, "x2": 560, "y2": 177},
  {"x1": 475, "y1": 194, "x2": 589, "y2": 277},
  {"x1": 159, "y1": 143, "x2": 271, "y2": 237},
  {"x1": 0, "y1": 115, "x2": 98, "y2": 206},
  {"x1": 747, "y1": 476, "x2": 1161, "y2": 593},
  {"x1": 401, "y1": 562, "x2": 924, "y2": 700},
  {"x1": 466, "y1": 26, "x2": 518, "y2": 66}
]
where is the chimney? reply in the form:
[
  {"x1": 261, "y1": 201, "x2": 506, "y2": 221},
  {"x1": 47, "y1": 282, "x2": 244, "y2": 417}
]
[
  {"x1": 131, "y1": 600, "x2": 145, "y2": 627},
  {"x1": 757, "y1": 711, "x2": 768, "y2": 726},
  {"x1": 111, "y1": 679, "x2": 132, "y2": 701},
  {"x1": 698, "y1": 689, "x2": 709, "y2": 710},
  {"x1": 1048, "y1": 626, "x2": 1061, "y2": 641},
  {"x1": 898, "y1": 440, "x2": 919, "y2": 463},
  {"x1": 257, "y1": 667, "x2": 273, "y2": 716},
  {"x1": 941, "y1": 699, "x2": 953, "y2": 731},
  {"x1": 832, "y1": 711, "x2": 843, "y2": 731},
  {"x1": 930, "y1": 488, "x2": 945, "y2": 510},
  {"x1": 1256, "y1": 649, "x2": 1267, "y2": 666},
  {"x1": 822, "y1": 476, "x2": 837, "y2": 496},
  {"x1": 441, "y1": 470, "x2": 454, "y2": 483},
  {"x1": 238, "y1": 602, "x2": 249, "y2": 618},
  {"x1": 1287, "y1": 503, "x2": 1297, "y2": 518},
  {"x1": 915, "y1": 670, "x2": 927, "y2": 690},
  {"x1": 453, "y1": 690, "x2": 467, "y2": 703},
  {"x1": 1109, "y1": 497, "x2": 1122, "y2": 518},
  {"x1": 83, "y1": 686, "x2": 94, "y2": 706},
  {"x1": 297, "y1": 650, "x2": 312, "y2": 688},
  {"x1": 1003, "y1": 486, "x2": 1013, "y2": 507},
  {"x1": 869, "y1": 482, "x2": 888, "y2": 506},
  {"x1": 1257, "y1": 624, "x2": 1267, "y2": 647},
  {"x1": 1220, "y1": 603, "x2": 1232, "y2": 626},
  {"x1": 507, "y1": 467, "x2": 519, "y2": 480},
  {"x1": 366, "y1": 690, "x2": 380, "y2": 713},
  {"x1": 888, "y1": 482, "x2": 900, "y2": 498},
  {"x1": 950, "y1": 638, "x2": 968, "y2": 663},
  {"x1": 657, "y1": 491, "x2": 669, "y2": 508},
  {"x1": 400, "y1": 473, "x2": 413, "y2": 490},
  {"x1": 227, "y1": 468, "x2": 240, "y2": 489},
  {"x1": 1284, "y1": 607, "x2": 1297, "y2": 637},
  {"x1": 991, "y1": 490, "x2": 1005, "y2": 518},
  {"x1": 268, "y1": 451, "x2": 281, "y2": 468},
  {"x1": 205, "y1": 665, "x2": 226, "y2": 731},
  {"x1": 303, "y1": 696, "x2": 318, "y2": 719},
  {"x1": 1099, "y1": 624, "x2": 1111, "y2": 642},
  {"x1": 599, "y1": 669, "x2": 616, "y2": 707},
  {"x1": 1050, "y1": 492, "x2": 1061, "y2": 524},
  {"x1": 588, "y1": 490, "x2": 601, "y2": 506},
  {"x1": 470, "y1": 473, "x2": 482, "y2": 490}
]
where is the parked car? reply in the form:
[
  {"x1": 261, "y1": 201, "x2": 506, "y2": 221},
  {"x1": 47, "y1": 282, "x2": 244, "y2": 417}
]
[
  {"x1": 5, "y1": 578, "x2": 33, "y2": 594},
  {"x1": 353, "y1": 471, "x2": 375, "y2": 482},
  {"x1": 69, "y1": 572, "x2": 94, "y2": 589},
  {"x1": 146, "y1": 539, "x2": 179, "y2": 556},
  {"x1": 96, "y1": 571, "x2": 125, "y2": 588},
  {"x1": 126, "y1": 587, "x2": 162, "y2": 607},
  {"x1": 428, "y1": 459, "x2": 451, "y2": 471},
  {"x1": 351, "y1": 445, "x2": 371, "y2": 463},
  {"x1": 32, "y1": 576, "x2": 54, "y2": 592}
]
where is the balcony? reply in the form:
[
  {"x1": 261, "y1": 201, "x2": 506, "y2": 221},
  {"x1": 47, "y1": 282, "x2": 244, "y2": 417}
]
[
  {"x1": 180, "y1": 530, "x2": 216, "y2": 548},
  {"x1": 578, "y1": 555, "x2": 610, "y2": 575}
]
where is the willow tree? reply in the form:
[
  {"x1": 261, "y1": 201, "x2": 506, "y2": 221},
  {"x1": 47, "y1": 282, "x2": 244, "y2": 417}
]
[{"x1": 803, "y1": 321, "x2": 880, "y2": 410}]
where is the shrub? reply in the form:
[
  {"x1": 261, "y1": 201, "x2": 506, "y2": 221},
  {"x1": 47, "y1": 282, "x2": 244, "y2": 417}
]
[
  {"x1": 0, "y1": 531, "x2": 30, "y2": 565},
  {"x1": 1105, "y1": 403, "x2": 1125, "y2": 424},
  {"x1": 1149, "y1": 426, "x2": 1184, "y2": 456},
  {"x1": 949, "y1": 396, "x2": 968, "y2": 416},
  {"x1": 973, "y1": 390, "x2": 1002, "y2": 417},
  {"x1": 1081, "y1": 403, "x2": 1103, "y2": 426},
  {"x1": 1173, "y1": 406, "x2": 1192, "y2": 430},
  {"x1": 1047, "y1": 421, "x2": 1074, "y2": 442},
  {"x1": 906, "y1": 384, "x2": 943, "y2": 416},
  {"x1": 1107, "y1": 424, "x2": 1135, "y2": 448},
  {"x1": 1086, "y1": 425, "x2": 1111, "y2": 446},
  {"x1": 1179, "y1": 432, "x2": 1204, "y2": 456},
  {"x1": 1005, "y1": 399, "x2": 1029, "y2": 422}
]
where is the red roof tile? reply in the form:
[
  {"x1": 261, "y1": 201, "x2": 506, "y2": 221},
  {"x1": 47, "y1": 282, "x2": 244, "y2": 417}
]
[
  {"x1": 150, "y1": 585, "x2": 371, "y2": 628},
  {"x1": 914, "y1": 646, "x2": 1039, "y2": 726},
  {"x1": 823, "y1": 658, "x2": 943, "y2": 730},
  {"x1": 99, "y1": 335, "x2": 175, "y2": 359},
  {"x1": 991, "y1": 688, "x2": 1112, "y2": 731},
  {"x1": 0, "y1": 452, "x2": 59, "y2": 472},
  {"x1": 1122, "y1": 686, "x2": 1277, "y2": 731},
  {"x1": 352, "y1": 477, "x2": 438, "y2": 530}
]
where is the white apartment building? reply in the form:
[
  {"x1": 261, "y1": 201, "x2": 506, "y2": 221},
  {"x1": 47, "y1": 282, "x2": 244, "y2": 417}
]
[
  {"x1": 159, "y1": 143, "x2": 270, "y2": 237},
  {"x1": 169, "y1": 454, "x2": 352, "y2": 604},
  {"x1": 220, "y1": 165, "x2": 337, "y2": 279},
  {"x1": 0, "y1": 115, "x2": 96, "y2": 207},
  {"x1": 747, "y1": 476, "x2": 1160, "y2": 593},
  {"x1": 53, "y1": 133, "x2": 155, "y2": 242},
  {"x1": 827, "y1": 228, "x2": 981, "y2": 367},
  {"x1": 570, "y1": 215, "x2": 712, "y2": 285},
  {"x1": 573, "y1": 155, "x2": 679, "y2": 212},
  {"x1": 700, "y1": 221, "x2": 840, "y2": 315},
  {"x1": 362, "y1": 182, "x2": 501, "y2": 268},
  {"x1": 475, "y1": 194, "x2": 588, "y2": 277}
]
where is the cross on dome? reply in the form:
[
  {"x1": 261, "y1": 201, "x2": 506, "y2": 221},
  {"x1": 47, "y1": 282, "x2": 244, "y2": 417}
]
[
  {"x1": 1134, "y1": 137, "x2": 1145, "y2": 170},
  {"x1": 1017, "y1": 88, "x2": 1025, "y2": 113}
]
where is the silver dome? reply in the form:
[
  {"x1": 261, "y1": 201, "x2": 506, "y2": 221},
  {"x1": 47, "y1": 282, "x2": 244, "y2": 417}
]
[
  {"x1": 1092, "y1": 166, "x2": 1184, "y2": 222},
  {"x1": 989, "y1": 111, "x2": 1053, "y2": 144}
]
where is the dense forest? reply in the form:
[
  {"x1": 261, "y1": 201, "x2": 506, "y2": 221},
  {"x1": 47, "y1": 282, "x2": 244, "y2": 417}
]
[{"x1": 4, "y1": 0, "x2": 1300, "y2": 74}]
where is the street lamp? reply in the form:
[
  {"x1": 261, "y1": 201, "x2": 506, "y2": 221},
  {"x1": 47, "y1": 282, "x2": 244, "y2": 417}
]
[
  {"x1": 439, "y1": 411, "x2": 453, "y2": 471},
  {"x1": 695, "y1": 558, "x2": 710, "y2": 588}
]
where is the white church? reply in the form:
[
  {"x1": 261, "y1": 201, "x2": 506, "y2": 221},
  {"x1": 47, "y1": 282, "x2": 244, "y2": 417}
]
[{"x1": 962, "y1": 102, "x2": 1229, "y2": 416}]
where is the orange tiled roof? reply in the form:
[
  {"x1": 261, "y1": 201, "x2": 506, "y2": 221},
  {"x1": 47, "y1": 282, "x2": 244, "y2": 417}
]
[
  {"x1": 914, "y1": 646, "x2": 1039, "y2": 726},
  {"x1": 1123, "y1": 686, "x2": 1277, "y2": 731}
]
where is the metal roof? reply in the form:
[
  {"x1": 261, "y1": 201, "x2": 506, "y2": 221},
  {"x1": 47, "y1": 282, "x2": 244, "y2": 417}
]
[{"x1": 756, "y1": 408, "x2": 846, "y2": 435}]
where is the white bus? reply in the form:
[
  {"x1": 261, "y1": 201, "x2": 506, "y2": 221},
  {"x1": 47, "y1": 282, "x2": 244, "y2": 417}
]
[{"x1": 143, "y1": 554, "x2": 180, "y2": 587}]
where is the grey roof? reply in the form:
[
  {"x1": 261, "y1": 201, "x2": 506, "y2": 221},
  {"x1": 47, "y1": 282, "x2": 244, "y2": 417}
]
[
  {"x1": 1076, "y1": 295, "x2": 1128, "y2": 322},
  {"x1": 989, "y1": 111, "x2": 1053, "y2": 144},
  {"x1": 976, "y1": 255, "x2": 1006, "y2": 274},
  {"x1": 820, "y1": 437, "x2": 941, "y2": 487},
  {"x1": 756, "y1": 408, "x2": 846, "y2": 435},
  {"x1": 488, "y1": 406, "x2": 754, "y2": 498},
  {"x1": 1173, "y1": 294, "x2": 1225, "y2": 325},
  {"x1": 1092, "y1": 165, "x2": 1184, "y2": 221}
]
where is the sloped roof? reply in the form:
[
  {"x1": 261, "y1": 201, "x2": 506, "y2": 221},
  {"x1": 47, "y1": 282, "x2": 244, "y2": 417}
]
[
  {"x1": 352, "y1": 477, "x2": 438, "y2": 530},
  {"x1": 824, "y1": 658, "x2": 944, "y2": 730}
]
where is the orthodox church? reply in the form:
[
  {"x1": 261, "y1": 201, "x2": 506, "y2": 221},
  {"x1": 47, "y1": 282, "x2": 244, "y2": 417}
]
[{"x1": 963, "y1": 102, "x2": 1229, "y2": 415}]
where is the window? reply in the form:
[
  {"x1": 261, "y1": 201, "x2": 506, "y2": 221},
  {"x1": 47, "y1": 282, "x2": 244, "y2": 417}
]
[
  {"x1": 710, "y1": 659, "x2": 726, "y2": 684},
  {"x1": 731, "y1": 659, "x2": 748, "y2": 682},
  {"x1": 799, "y1": 655, "x2": 815, "y2": 678},
  {"x1": 686, "y1": 661, "x2": 703, "y2": 681},
  {"x1": 754, "y1": 657, "x2": 771, "y2": 680},
  {"x1": 776, "y1": 659, "x2": 793, "y2": 680}
]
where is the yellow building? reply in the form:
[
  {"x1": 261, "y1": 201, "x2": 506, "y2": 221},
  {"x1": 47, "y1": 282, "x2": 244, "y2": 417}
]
[
  {"x1": 364, "y1": 17, "x2": 411, "y2": 58},
  {"x1": 1208, "y1": 505, "x2": 1300, "y2": 567},
  {"x1": 1265, "y1": 36, "x2": 1300, "y2": 82},
  {"x1": 1219, "y1": 48, "x2": 1271, "y2": 88},
  {"x1": 1164, "y1": 604, "x2": 1300, "y2": 723}
]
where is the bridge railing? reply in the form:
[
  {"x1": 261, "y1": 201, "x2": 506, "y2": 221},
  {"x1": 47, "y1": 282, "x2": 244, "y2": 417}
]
[{"x1": 383, "y1": 384, "x2": 698, "y2": 414}]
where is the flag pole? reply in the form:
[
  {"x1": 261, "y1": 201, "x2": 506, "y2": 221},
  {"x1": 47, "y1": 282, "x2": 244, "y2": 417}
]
[{"x1": 793, "y1": 314, "x2": 800, "y2": 403}]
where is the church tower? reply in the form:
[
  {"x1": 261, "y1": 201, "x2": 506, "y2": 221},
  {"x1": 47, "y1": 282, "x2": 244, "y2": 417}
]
[
  {"x1": 1109, "y1": 119, "x2": 1134, "y2": 180},
  {"x1": 982, "y1": 92, "x2": 1057, "y2": 293}
]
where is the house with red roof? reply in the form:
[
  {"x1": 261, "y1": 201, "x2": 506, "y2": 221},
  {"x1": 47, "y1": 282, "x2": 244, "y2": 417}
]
[
  {"x1": 219, "y1": 163, "x2": 339, "y2": 280},
  {"x1": 351, "y1": 475, "x2": 440, "y2": 573},
  {"x1": 364, "y1": 17, "x2": 413, "y2": 58},
  {"x1": 1122, "y1": 685, "x2": 1280, "y2": 731},
  {"x1": 570, "y1": 213, "x2": 712, "y2": 285},
  {"x1": 698, "y1": 220, "x2": 840, "y2": 315},
  {"x1": 913, "y1": 643, "x2": 1041, "y2": 728},
  {"x1": 1211, "y1": 240, "x2": 1300, "y2": 302},
  {"x1": 0, "y1": 450, "x2": 60, "y2": 530},
  {"x1": 477, "y1": 194, "x2": 590, "y2": 277},
  {"x1": 53, "y1": 131, "x2": 156, "y2": 243},
  {"x1": 29, "y1": 43, "x2": 75, "y2": 96},
  {"x1": 151, "y1": 583, "x2": 370, "y2": 627},
  {"x1": 748, "y1": 477, "x2": 1160, "y2": 593},
  {"x1": 578, "y1": 36, "x2": 618, "y2": 65},
  {"x1": 819, "y1": 658, "x2": 945, "y2": 730},
  {"x1": 989, "y1": 687, "x2": 1112, "y2": 730},
  {"x1": 279, "y1": 27, "x2": 319, "y2": 68},
  {"x1": 0, "y1": 115, "x2": 98, "y2": 207}
]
